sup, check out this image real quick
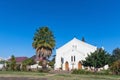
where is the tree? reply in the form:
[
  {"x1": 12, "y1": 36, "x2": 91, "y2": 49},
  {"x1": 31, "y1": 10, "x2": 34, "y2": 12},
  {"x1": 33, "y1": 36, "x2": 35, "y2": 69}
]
[
  {"x1": 110, "y1": 60, "x2": 120, "y2": 75},
  {"x1": 48, "y1": 55, "x2": 56, "y2": 68},
  {"x1": 10, "y1": 55, "x2": 16, "y2": 71},
  {"x1": 32, "y1": 26, "x2": 55, "y2": 70},
  {"x1": 82, "y1": 48, "x2": 110, "y2": 72},
  {"x1": 5, "y1": 61, "x2": 10, "y2": 71},
  {"x1": 22, "y1": 58, "x2": 35, "y2": 71},
  {"x1": 23, "y1": 58, "x2": 35, "y2": 65},
  {"x1": 111, "y1": 48, "x2": 120, "y2": 62}
]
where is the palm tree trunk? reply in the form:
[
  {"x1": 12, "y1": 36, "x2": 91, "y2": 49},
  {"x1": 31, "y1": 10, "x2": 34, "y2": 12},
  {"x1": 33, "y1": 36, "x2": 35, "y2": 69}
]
[{"x1": 42, "y1": 57, "x2": 47, "y2": 70}]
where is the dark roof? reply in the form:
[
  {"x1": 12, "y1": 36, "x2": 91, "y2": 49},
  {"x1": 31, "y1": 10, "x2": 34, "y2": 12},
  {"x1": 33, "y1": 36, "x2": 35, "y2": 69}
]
[
  {"x1": 15, "y1": 57, "x2": 28, "y2": 62},
  {"x1": 30, "y1": 55, "x2": 36, "y2": 60},
  {"x1": 8, "y1": 57, "x2": 28, "y2": 62}
]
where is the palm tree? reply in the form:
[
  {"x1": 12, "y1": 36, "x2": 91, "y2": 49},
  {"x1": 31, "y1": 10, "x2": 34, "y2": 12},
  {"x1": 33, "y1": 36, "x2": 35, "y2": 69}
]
[{"x1": 32, "y1": 26, "x2": 55, "y2": 70}]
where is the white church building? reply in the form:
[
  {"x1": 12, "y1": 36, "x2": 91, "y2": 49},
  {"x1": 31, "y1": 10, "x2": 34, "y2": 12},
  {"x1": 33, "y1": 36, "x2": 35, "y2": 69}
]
[{"x1": 54, "y1": 38, "x2": 97, "y2": 71}]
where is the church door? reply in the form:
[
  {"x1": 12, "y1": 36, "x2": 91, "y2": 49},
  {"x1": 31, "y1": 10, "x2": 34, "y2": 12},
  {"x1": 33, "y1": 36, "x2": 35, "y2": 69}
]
[
  {"x1": 65, "y1": 61, "x2": 69, "y2": 71},
  {"x1": 78, "y1": 61, "x2": 82, "y2": 69}
]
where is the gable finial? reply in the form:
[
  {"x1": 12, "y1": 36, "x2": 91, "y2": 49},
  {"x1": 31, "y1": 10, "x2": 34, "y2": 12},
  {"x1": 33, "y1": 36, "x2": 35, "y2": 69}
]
[
  {"x1": 82, "y1": 37, "x2": 85, "y2": 42},
  {"x1": 74, "y1": 35, "x2": 76, "y2": 38}
]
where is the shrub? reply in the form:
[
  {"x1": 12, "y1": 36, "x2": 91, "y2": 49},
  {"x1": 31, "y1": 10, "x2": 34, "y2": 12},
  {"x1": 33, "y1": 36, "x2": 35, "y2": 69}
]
[
  {"x1": 72, "y1": 69, "x2": 91, "y2": 74},
  {"x1": 72, "y1": 69, "x2": 111, "y2": 75},
  {"x1": 10, "y1": 55, "x2": 16, "y2": 71},
  {"x1": 48, "y1": 61, "x2": 54, "y2": 68},
  {"x1": 102, "y1": 70, "x2": 110, "y2": 75},
  {"x1": 5, "y1": 61, "x2": 11, "y2": 71},
  {"x1": 38, "y1": 68, "x2": 50, "y2": 73},
  {"x1": 21, "y1": 64, "x2": 27, "y2": 71},
  {"x1": 16, "y1": 64, "x2": 21, "y2": 71},
  {"x1": 110, "y1": 60, "x2": 120, "y2": 75},
  {"x1": 39, "y1": 61, "x2": 42, "y2": 66},
  {"x1": 95, "y1": 70, "x2": 111, "y2": 75}
]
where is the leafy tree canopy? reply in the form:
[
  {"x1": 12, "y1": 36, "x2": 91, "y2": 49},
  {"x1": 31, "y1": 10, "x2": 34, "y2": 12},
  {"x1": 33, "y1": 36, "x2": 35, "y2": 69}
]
[
  {"x1": 110, "y1": 60, "x2": 120, "y2": 75},
  {"x1": 10, "y1": 55, "x2": 16, "y2": 71},
  {"x1": 32, "y1": 26, "x2": 55, "y2": 50},
  {"x1": 82, "y1": 48, "x2": 110, "y2": 68},
  {"x1": 22, "y1": 58, "x2": 35, "y2": 66},
  {"x1": 32, "y1": 26, "x2": 55, "y2": 58},
  {"x1": 111, "y1": 48, "x2": 120, "y2": 62}
]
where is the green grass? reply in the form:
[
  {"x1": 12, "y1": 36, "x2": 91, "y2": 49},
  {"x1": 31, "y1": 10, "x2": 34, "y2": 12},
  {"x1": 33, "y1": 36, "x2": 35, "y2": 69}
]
[
  {"x1": 0, "y1": 71, "x2": 46, "y2": 77},
  {"x1": 0, "y1": 71, "x2": 120, "y2": 80},
  {"x1": 55, "y1": 74, "x2": 120, "y2": 80}
]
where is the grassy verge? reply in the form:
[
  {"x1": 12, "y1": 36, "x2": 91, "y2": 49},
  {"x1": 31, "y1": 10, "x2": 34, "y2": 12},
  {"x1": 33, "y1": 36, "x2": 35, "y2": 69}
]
[
  {"x1": 0, "y1": 71, "x2": 46, "y2": 78},
  {"x1": 55, "y1": 74, "x2": 120, "y2": 80},
  {"x1": 0, "y1": 71, "x2": 120, "y2": 80}
]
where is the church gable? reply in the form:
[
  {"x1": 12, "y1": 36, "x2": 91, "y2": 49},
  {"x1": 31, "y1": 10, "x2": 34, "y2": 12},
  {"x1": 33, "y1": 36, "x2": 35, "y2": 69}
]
[
  {"x1": 55, "y1": 37, "x2": 97, "y2": 71},
  {"x1": 57, "y1": 37, "x2": 96, "y2": 54}
]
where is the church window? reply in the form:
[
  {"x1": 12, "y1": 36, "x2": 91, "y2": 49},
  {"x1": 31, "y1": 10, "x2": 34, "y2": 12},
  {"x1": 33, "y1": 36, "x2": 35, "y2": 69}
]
[
  {"x1": 75, "y1": 45, "x2": 77, "y2": 49},
  {"x1": 61, "y1": 57, "x2": 64, "y2": 64},
  {"x1": 74, "y1": 56, "x2": 75, "y2": 62},
  {"x1": 71, "y1": 56, "x2": 73, "y2": 62},
  {"x1": 72, "y1": 45, "x2": 77, "y2": 50}
]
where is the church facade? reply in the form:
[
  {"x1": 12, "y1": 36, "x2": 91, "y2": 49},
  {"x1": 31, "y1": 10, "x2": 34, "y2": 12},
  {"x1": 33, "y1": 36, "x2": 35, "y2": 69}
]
[{"x1": 54, "y1": 38, "x2": 97, "y2": 70}]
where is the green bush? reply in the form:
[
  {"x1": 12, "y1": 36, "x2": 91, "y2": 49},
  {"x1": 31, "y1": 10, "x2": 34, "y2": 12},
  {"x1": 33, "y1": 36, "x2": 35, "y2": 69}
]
[
  {"x1": 16, "y1": 64, "x2": 21, "y2": 71},
  {"x1": 38, "y1": 68, "x2": 50, "y2": 73},
  {"x1": 95, "y1": 70, "x2": 110, "y2": 75},
  {"x1": 72, "y1": 69, "x2": 91, "y2": 74},
  {"x1": 21, "y1": 64, "x2": 27, "y2": 71},
  {"x1": 110, "y1": 60, "x2": 120, "y2": 75},
  {"x1": 5, "y1": 61, "x2": 11, "y2": 71},
  {"x1": 100, "y1": 70, "x2": 110, "y2": 75},
  {"x1": 72, "y1": 69, "x2": 111, "y2": 75},
  {"x1": 48, "y1": 61, "x2": 54, "y2": 68}
]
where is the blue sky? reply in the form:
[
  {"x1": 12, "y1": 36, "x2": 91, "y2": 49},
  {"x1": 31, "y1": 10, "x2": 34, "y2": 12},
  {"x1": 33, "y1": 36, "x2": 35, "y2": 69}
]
[{"x1": 0, "y1": 0, "x2": 120, "y2": 58}]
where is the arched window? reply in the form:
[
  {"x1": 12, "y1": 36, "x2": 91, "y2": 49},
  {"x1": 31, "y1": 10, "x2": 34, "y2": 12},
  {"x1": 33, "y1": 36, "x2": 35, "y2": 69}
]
[
  {"x1": 61, "y1": 57, "x2": 64, "y2": 64},
  {"x1": 71, "y1": 56, "x2": 73, "y2": 62},
  {"x1": 74, "y1": 56, "x2": 75, "y2": 62}
]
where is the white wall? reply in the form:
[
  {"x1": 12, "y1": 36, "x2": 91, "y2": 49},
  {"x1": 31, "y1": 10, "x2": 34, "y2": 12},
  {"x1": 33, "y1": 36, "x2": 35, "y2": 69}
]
[{"x1": 0, "y1": 64, "x2": 4, "y2": 70}]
